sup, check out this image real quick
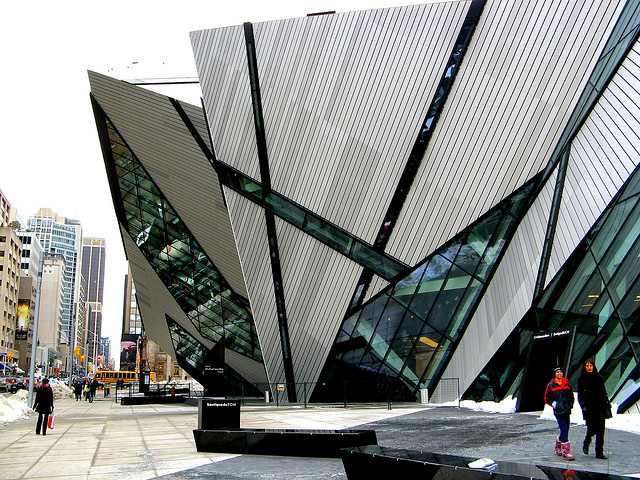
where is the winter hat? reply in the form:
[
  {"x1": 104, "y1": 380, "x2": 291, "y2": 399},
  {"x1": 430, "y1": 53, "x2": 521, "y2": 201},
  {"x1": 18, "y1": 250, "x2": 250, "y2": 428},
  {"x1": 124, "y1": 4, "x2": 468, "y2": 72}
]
[
  {"x1": 42, "y1": 378, "x2": 49, "y2": 384},
  {"x1": 554, "y1": 367, "x2": 563, "y2": 373}
]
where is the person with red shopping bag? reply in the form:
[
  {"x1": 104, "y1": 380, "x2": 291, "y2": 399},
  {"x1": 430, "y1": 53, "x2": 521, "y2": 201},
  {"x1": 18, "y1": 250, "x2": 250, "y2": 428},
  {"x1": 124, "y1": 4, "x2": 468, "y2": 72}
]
[{"x1": 33, "y1": 378, "x2": 54, "y2": 436}]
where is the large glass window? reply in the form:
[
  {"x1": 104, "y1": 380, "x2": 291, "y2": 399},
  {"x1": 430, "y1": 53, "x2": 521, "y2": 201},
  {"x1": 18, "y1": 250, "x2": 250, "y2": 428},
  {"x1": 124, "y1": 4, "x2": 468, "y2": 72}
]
[
  {"x1": 314, "y1": 180, "x2": 535, "y2": 401},
  {"x1": 104, "y1": 116, "x2": 262, "y2": 363},
  {"x1": 466, "y1": 161, "x2": 640, "y2": 411}
]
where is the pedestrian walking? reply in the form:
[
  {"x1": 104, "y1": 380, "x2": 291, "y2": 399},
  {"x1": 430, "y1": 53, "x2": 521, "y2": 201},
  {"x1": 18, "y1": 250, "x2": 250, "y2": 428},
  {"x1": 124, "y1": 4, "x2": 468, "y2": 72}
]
[
  {"x1": 83, "y1": 378, "x2": 91, "y2": 401},
  {"x1": 578, "y1": 359, "x2": 611, "y2": 459},
  {"x1": 33, "y1": 378, "x2": 54, "y2": 436},
  {"x1": 90, "y1": 377, "x2": 99, "y2": 403},
  {"x1": 544, "y1": 366, "x2": 575, "y2": 460},
  {"x1": 74, "y1": 380, "x2": 82, "y2": 401}
]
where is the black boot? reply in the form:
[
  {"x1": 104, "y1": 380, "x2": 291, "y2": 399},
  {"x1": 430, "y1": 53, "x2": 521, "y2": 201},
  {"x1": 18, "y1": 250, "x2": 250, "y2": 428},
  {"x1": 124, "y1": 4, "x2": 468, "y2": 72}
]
[
  {"x1": 596, "y1": 451, "x2": 608, "y2": 459},
  {"x1": 583, "y1": 437, "x2": 590, "y2": 455}
]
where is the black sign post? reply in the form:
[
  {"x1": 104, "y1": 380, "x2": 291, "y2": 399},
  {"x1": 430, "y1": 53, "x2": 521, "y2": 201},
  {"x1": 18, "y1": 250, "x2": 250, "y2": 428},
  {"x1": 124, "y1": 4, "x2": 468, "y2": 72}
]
[
  {"x1": 203, "y1": 338, "x2": 226, "y2": 397},
  {"x1": 139, "y1": 370, "x2": 151, "y2": 394},
  {"x1": 198, "y1": 398, "x2": 240, "y2": 429}
]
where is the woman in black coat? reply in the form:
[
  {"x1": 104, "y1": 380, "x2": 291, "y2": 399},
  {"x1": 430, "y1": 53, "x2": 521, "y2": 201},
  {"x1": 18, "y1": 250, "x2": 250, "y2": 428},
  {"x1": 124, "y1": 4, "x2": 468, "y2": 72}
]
[
  {"x1": 578, "y1": 359, "x2": 610, "y2": 459},
  {"x1": 33, "y1": 378, "x2": 54, "y2": 435}
]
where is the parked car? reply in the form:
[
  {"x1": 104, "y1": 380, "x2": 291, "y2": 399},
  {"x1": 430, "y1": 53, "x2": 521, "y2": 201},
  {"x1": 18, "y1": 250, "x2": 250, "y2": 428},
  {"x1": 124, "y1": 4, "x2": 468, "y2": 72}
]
[{"x1": 7, "y1": 377, "x2": 27, "y2": 393}]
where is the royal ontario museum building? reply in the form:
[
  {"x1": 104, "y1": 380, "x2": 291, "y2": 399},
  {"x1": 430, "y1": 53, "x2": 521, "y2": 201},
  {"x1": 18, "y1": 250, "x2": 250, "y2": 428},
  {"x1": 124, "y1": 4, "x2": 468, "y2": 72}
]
[{"x1": 89, "y1": 0, "x2": 640, "y2": 412}]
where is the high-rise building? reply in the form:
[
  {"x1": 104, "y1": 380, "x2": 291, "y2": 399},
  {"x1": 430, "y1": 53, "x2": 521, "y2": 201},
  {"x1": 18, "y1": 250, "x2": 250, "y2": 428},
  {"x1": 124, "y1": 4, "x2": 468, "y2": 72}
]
[
  {"x1": 89, "y1": 0, "x2": 640, "y2": 412},
  {"x1": 122, "y1": 268, "x2": 142, "y2": 336},
  {"x1": 38, "y1": 253, "x2": 65, "y2": 372},
  {"x1": 81, "y1": 237, "x2": 106, "y2": 368},
  {"x1": 0, "y1": 189, "x2": 22, "y2": 371},
  {"x1": 17, "y1": 230, "x2": 44, "y2": 281},
  {"x1": 99, "y1": 336, "x2": 112, "y2": 368},
  {"x1": 28, "y1": 209, "x2": 83, "y2": 371},
  {"x1": 0, "y1": 189, "x2": 10, "y2": 227}
]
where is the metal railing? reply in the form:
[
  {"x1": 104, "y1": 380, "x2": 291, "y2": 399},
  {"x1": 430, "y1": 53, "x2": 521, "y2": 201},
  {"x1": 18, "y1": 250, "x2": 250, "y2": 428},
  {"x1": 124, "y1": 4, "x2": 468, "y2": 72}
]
[{"x1": 110, "y1": 378, "x2": 460, "y2": 408}]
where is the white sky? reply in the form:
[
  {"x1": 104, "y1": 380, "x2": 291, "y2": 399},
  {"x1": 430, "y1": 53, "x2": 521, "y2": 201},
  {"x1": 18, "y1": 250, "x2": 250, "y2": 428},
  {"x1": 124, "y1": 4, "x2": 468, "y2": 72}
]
[{"x1": 0, "y1": 0, "x2": 429, "y2": 368}]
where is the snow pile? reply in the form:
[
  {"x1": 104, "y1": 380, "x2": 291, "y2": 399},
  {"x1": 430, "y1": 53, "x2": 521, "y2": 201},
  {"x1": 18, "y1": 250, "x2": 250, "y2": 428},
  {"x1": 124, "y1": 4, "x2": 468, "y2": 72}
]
[
  {"x1": 0, "y1": 390, "x2": 34, "y2": 425},
  {"x1": 460, "y1": 396, "x2": 517, "y2": 413},
  {"x1": 49, "y1": 381, "x2": 73, "y2": 399}
]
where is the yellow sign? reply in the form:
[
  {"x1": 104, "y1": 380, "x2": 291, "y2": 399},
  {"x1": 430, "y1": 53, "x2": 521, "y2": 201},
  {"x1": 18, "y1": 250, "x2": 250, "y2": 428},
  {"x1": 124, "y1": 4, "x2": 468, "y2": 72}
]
[{"x1": 276, "y1": 384, "x2": 285, "y2": 391}]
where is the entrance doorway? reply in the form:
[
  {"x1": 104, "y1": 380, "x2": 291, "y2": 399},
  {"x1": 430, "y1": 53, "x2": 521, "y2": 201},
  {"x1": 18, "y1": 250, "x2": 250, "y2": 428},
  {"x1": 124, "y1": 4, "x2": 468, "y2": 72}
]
[{"x1": 517, "y1": 327, "x2": 575, "y2": 412}]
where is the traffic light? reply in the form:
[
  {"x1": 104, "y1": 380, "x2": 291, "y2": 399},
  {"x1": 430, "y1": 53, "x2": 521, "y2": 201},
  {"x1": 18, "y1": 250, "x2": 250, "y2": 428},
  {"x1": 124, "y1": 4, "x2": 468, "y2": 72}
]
[
  {"x1": 75, "y1": 347, "x2": 81, "y2": 356},
  {"x1": 7, "y1": 352, "x2": 12, "y2": 361},
  {"x1": 80, "y1": 355, "x2": 86, "y2": 362}
]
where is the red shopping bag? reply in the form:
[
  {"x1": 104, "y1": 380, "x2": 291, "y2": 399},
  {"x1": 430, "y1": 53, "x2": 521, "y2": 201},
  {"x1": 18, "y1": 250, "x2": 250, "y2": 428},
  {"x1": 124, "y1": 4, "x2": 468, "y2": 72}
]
[{"x1": 48, "y1": 414, "x2": 55, "y2": 429}]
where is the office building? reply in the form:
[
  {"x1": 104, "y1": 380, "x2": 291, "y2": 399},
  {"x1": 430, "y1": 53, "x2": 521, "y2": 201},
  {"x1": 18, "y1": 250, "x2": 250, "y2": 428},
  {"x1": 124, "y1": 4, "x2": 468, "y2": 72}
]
[
  {"x1": 81, "y1": 237, "x2": 106, "y2": 367},
  {"x1": 27, "y1": 209, "x2": 83, "y2": 355}
]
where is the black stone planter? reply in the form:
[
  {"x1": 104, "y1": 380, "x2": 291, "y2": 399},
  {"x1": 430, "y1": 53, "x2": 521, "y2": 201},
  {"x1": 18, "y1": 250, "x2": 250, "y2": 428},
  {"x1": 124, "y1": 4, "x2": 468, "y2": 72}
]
[{"x1": 193, "y1": 428, "x2": 377, "y2": 458}]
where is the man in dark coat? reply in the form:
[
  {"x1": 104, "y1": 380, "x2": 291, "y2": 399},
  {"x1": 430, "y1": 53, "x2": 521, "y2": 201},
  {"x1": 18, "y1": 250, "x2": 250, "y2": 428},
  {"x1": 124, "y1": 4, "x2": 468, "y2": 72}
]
[
  {"x1": 33, "y1": 378, "x2": 54, "y2": 435},
  {"x1": 578, "y1": 359, "x2": 610, "y2": 459},
  {"x1": 544, "y1": 367, "x2": 575, "y2": 460},
  {"x1": 90, "y1": 377, "x2": 99, "y2": 402}
]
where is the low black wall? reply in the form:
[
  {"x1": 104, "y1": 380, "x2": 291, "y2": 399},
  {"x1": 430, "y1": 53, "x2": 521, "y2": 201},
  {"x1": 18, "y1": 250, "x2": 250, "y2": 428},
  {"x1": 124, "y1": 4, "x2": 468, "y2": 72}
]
[
  {"x1": 341, "y1": 446, "x2": 631, "y2": 480},
  {"x1": 194, "y1": 428, "x2": 377, "y2": 458},
  {"x1": 120, "y1": 395, "x2": 187, "y2": 406}
]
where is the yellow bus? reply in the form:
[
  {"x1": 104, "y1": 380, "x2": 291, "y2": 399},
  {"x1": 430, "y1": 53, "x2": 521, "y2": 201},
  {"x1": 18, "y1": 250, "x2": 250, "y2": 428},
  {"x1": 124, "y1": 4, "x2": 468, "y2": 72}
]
[{"x1": 94, "y1": 370, "x2": 156, "y2": 384}]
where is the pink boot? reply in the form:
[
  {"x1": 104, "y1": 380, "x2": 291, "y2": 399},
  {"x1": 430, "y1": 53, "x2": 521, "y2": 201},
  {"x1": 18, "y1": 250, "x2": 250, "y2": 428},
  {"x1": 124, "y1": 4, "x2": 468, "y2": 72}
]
[
  {"x1": 555, "y1": 437, "x2": 562, "y2": 456},
  {"x1": 562, "y1": 442, "x2": 575, "y2": 460}
]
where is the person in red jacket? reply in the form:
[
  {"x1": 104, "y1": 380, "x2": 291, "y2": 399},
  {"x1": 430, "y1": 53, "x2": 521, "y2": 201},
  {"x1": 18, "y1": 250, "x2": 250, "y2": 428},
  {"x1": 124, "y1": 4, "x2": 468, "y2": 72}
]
[{"x1": 545, "y1": 366, "x2": 575, "y2": 460}]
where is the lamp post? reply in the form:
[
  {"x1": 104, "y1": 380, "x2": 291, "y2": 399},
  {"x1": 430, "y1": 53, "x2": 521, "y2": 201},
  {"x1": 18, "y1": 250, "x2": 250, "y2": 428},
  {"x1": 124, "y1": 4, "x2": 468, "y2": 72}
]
[{"x1": 28, "y1": 270, "x2": 43, "y2": 406}]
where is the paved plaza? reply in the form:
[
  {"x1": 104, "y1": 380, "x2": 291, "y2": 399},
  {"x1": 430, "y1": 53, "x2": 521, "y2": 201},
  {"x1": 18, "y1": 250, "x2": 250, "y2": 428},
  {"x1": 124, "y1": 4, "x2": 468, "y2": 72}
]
[{"x1": 0, "y1": 396, "x2": 638, "y2": 480}]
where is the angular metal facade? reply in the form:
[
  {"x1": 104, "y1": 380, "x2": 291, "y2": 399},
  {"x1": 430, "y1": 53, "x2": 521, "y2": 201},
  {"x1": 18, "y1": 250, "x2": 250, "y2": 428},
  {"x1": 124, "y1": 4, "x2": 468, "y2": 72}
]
[{"x1": 90, "y1": 0, "x2": 640, "y2": 410}]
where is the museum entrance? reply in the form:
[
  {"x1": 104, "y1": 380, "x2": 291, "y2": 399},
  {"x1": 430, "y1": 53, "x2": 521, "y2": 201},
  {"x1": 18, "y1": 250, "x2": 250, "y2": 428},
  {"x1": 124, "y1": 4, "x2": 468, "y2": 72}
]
[{"x1": 517, "y1": 327, "x2": 576, "y2": 412}]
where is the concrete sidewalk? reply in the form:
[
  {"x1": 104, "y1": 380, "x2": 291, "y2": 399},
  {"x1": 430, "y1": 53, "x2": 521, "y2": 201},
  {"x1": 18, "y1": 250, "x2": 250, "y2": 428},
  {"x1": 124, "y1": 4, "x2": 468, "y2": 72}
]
[
  {"x1": 0, "y1": 396, "x2": 425, "y2": 479},
  {"x1": 1, "y1": 397, "x2": 638, "y2": 480}
]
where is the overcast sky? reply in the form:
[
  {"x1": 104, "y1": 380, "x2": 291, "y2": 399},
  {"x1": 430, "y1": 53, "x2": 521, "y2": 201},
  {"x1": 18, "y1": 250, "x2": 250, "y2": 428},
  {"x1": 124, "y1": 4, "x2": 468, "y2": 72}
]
[{"x1": 0, "y1": 0, "x2": 428, "y2": 368}]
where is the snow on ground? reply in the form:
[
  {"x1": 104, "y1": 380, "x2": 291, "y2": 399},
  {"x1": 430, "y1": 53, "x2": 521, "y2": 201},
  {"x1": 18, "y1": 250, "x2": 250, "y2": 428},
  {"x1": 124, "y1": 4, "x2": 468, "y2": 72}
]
[
  {"x1": 430, "y1": 395, "x2": 640, "y2": 435},
  {"x1": 535, "y1": 394, "x2": 640, "y2": 435},
  {"x1": 0, "y1": 390, "x2": 34, "y2": 425}
]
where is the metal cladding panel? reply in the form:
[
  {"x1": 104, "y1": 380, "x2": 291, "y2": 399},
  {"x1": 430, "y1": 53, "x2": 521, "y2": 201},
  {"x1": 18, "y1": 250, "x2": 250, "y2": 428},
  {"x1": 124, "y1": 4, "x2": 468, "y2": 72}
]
[
  {"x1": 389, "y1": 0, "x2": 624, "y2": 266},
  {"x1": 439, "y1": 172, "x2": 556, "y2": 396},
  {"x1": 253, "y1": 3, "x2": 469, "y2": 241},
  {"x1": 191, "y1": 26, "x2": 261, "y2": 180},
  {"x1": 276, "y1": 220, "x2": 363, "y2": 388},
  {"x1": 364, "y1": 275, "x2": 390, "y2": 303},
  {"x1": 547, "y1": 40, "x2": 640, "y2": 286},
  {"x1": 225, "y1": 348, "x2": 268, "y2": 384},
  {"x1": 223, "y1": 187, "x2": 283, "y2": 385},
  {"x1": 88, "y1": 72, "x2": 249, "y2": 299}
]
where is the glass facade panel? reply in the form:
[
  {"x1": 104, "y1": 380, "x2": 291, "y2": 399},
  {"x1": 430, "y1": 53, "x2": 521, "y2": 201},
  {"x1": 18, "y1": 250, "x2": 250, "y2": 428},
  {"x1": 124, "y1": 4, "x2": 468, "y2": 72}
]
[
  {"x1": 314, "y1": 180, "x2": 535, "y2": 401},
  {"x1": 304, "y1": 216, "x2": 352, "y2": 254},
  {"x1": 168, "y1": 321, "x2": 206, "y2": 372},
  {"x1": 588, "y1": 196, "x2": 637, "y2": 263},
  {"x1": 466, "y1": 157, "x2": 640, "y2": 411},
  {"x1": 103, "y1": 116, "x2": 262, "y2": 363},
  {"x1": 408, "y1": 254, "x2": 453, "y2": 322},
  {"x1": 352, "y1": 294, "x2": 390, "y2": 344},
  {"x1": 391, "y1": 260, "x2": 429, "y2": 308}
]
